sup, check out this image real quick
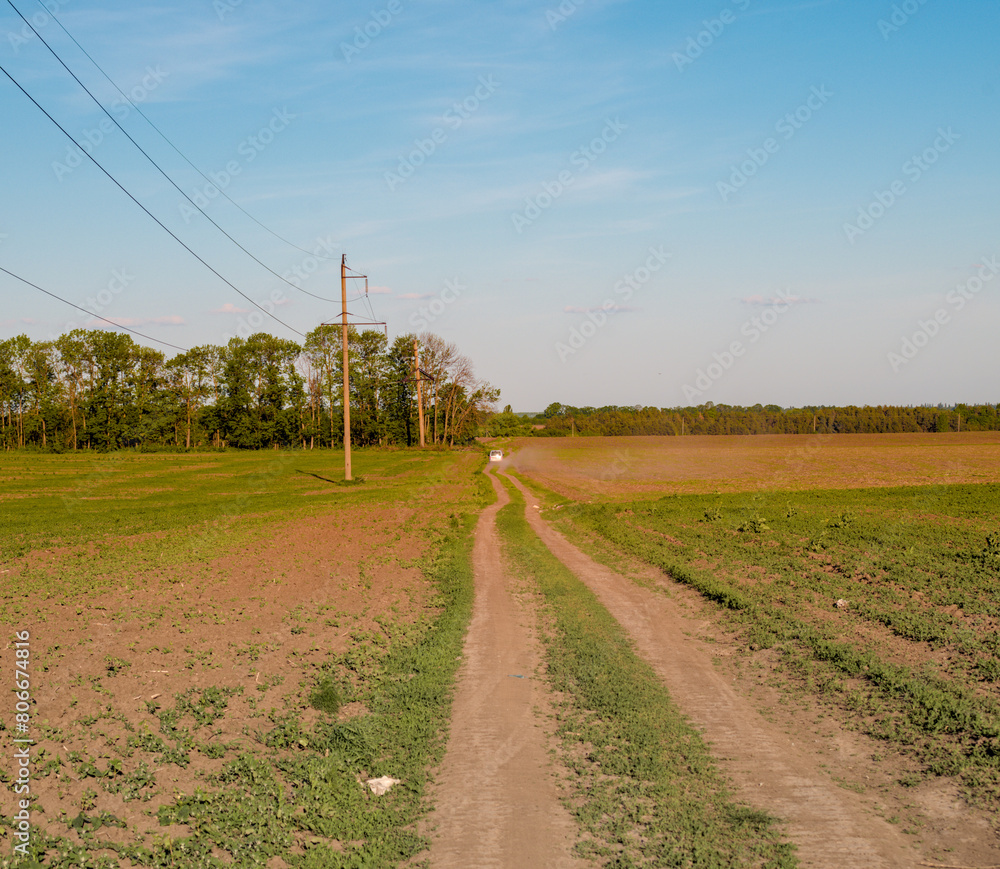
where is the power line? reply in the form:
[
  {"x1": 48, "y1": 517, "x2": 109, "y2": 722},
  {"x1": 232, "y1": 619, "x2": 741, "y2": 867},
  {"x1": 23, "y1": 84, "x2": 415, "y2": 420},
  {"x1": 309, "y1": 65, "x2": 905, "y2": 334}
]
[
  {"x1": 28, "y1": 0, "x2": 338, "y2": 264},
  {"x1": 0, "y1": 265, "x2": 189, "y2": 353},
  {"x1": 6, "y1": 0, "x2": 341, "y2": 305},
  {"x1": 0, "y1": 60, "x2": 306, "y2": 338},
  {"x1": 341, "y1": 256, "x2": 385, "y2": 335}
]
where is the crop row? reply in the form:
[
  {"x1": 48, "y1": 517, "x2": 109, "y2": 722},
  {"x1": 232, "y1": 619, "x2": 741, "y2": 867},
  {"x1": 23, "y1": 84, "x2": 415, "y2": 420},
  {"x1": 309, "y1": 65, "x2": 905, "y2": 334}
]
[{"x1": 566, "y1": 484, "x2": 1000, "y2": 809}]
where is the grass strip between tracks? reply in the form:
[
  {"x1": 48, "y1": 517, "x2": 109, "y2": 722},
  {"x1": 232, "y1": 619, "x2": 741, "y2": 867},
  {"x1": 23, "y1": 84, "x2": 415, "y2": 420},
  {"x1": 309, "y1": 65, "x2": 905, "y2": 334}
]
[{"x1": 494, "y1": 475, "x2": 798, "y2": 868}]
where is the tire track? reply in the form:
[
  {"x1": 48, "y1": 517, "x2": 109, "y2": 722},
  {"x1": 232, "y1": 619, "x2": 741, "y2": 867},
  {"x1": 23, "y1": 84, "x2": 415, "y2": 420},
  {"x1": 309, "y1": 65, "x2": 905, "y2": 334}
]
[
  {"x1": 423, "y1": 469, "x2": 587, "y2": 869},
  {"x1": 504, "y1": 472, "x2": 922, "y2": 869}
]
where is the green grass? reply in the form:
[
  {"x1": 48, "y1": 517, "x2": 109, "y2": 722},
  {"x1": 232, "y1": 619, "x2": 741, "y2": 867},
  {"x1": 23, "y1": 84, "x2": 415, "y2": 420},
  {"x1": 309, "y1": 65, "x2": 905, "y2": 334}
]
[
  {"x1": 560, "y1": 484, "x2": 1000, "y2": 810},
  {"x1": 494, "y1": 477, "x2": 798, "y2": 868},
  {"x1": 0, "y1": 450, "x2": 488, "y2": 618},
  {"x1": 0, "y1": 449, "x2": 483, "y2": 868},
  {"x1": 132, "y1": 523, "x2": 477, "y2": 869},
  {"x1": 0, "y1": 449, "x2": 475, "y2": 552},
  {"x1": 6, "y1": 538, "x2": 476, "y2": 868}
]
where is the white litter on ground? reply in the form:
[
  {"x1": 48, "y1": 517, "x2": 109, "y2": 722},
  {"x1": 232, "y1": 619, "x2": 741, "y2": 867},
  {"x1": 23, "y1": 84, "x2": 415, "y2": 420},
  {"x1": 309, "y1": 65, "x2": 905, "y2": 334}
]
[{"x1": 365, "y1": 776, "x2": 401, "y2": 795}]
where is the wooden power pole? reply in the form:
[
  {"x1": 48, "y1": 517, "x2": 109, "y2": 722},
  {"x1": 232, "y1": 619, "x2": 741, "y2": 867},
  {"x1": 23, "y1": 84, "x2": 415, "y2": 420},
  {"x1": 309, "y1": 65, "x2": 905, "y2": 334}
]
[
  {"x1": 322, "y1": 255, "x2": 383, "y2": 482},
  {"x1": 414, "y1": 339, "x2": 425, "y2": 448},
  {"x1": 341, "y1": 255, "x2": 352, "y2": 480}
]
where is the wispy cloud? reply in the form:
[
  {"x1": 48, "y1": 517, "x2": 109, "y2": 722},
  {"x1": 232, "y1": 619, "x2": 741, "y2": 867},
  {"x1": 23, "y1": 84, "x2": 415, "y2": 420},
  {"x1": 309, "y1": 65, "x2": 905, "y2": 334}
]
[
  {"x1": 739, "y1": 295, "x2": 820, "y2": 306},
  {"x1": 564, "y1": 304, "x2": 638, "y2": 314},
  {"x1": 89, "y1": 315, "x2": 186, "y2": 327},
  {"x1": 212, "y1": 303, "x2": 248, "y2": 314}
]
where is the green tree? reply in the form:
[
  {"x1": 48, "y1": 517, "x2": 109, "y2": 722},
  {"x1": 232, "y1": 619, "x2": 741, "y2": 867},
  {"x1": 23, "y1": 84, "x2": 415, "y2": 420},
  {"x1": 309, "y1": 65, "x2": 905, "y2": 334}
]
[
  {"x1": 166, "y1": 346, "x2": 215, "y2": 448},
  {"x1": 385, "y1": 334, "x2": 418, "y2": 446},
  {"x1": 303, "y1": 325, "x2": 342, "y2": 447},
  {"x1": 24, "y1": 340, "x2": 61, "y2": 448},
  {"x1": 349, "y1": 329, "x2": 390, "y2": 446},
  {"x1": 217, "y1": 334, "x2": 303, "y2": 448},
  {"x1": 83, "y1": 330, "x2": 137, "y2": 450},
  {"x1": 0, "y1": 335, "x2": 31, "y2": 447}
]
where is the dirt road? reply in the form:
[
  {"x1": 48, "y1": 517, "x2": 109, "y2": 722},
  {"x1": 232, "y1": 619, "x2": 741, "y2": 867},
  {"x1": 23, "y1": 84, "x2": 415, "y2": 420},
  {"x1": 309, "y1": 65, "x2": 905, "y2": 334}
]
[
  {"x1": 424, "y1": 470, "x2": 587, "y2": 869},
  {"x1": 504, "y1": 473, "x2": 932, "y2": 869},
  {"x1": 425, "y1": 466, "x2": 999, "y2": 868}
]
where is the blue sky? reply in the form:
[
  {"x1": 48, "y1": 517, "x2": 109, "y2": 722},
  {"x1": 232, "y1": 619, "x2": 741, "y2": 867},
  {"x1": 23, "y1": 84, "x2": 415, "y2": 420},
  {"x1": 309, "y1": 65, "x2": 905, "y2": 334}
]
[{"x1": 1, "y1": 0, "x2": 997, "y2": 411}]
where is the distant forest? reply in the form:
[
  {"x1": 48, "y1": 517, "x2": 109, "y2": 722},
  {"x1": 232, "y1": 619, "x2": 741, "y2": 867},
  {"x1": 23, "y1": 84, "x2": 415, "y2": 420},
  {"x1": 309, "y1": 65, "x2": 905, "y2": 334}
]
[
  {"x1": 4, "y1": 323, "x2": 996, "y2": 451},
  {"x1": 484, "y1": 402, "x2": 1000, "y2": 438}
]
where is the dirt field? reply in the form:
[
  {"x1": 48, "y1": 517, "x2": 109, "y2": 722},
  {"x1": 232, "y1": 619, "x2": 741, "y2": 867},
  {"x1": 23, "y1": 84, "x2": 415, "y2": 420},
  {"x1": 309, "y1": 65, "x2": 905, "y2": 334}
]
[
  {"x1": 509, "y1": 432, "x2": 1000, "y2": 498},
  {"x1": 4, "y1": 439, "x2": 999, "y2": 867},
  {"x1": 0, "y1": 450, "x2": 485, "y2": 867}
]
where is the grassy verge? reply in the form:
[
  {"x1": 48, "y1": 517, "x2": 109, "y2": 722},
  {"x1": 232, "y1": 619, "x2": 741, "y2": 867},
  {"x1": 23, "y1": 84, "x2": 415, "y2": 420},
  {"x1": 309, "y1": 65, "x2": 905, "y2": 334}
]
[
  {"x1": 494, "y1": 478, "x2": 797, "y2": 868},
  {"x1": 564, "y1": 486, "x2": 1000, "y2": 810}
]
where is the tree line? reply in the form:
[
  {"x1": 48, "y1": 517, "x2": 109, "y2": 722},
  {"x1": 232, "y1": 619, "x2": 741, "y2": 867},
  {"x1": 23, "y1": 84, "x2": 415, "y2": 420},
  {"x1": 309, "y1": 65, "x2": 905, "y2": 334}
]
[
  {"x1": 482, "y1": 402, "x2": 1000, "y2": 438},
  {"x1": 0, "y1": 328, "x2": 498, "y2": 451}
]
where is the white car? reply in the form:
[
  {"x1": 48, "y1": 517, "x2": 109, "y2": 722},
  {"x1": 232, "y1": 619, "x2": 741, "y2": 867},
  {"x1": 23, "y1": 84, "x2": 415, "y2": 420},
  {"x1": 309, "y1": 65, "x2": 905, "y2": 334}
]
[{"x1": 489, "y1": 449, "x2": 504, "y2": 462}]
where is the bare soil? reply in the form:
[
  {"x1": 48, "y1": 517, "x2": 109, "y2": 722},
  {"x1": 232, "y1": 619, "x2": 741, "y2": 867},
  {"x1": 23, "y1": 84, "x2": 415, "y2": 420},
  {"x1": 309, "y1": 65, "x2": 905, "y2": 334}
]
[
  {"x1": 423, "y1": 470, "x2": 586, "y2": 869},
  {"x1": 511, "y1": 432, "x2": 1000, "y2": 499},
  {"x1": 504, "y1": 472, "x2": 1000, "y2": 868},
  {"x1": 1, "y1": 504, "x2": 438, "y2": 856}
]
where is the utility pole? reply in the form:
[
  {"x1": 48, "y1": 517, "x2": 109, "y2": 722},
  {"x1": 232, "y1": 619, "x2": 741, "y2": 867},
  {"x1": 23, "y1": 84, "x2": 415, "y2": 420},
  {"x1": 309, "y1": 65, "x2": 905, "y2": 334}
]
[
  {"x1": 322, "y1": 255, "x2": 383, "y2": 482},
  {"x1": 341, "y1": 255, "x2": 352, "y2": 481},
  {"x1": 414, "y1": 339, "x2": 425, "y2": 448}
]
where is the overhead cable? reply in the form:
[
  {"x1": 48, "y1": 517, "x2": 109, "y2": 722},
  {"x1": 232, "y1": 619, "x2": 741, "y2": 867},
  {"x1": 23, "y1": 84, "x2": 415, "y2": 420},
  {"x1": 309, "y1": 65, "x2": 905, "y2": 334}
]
[
  {"x1": 0, "y1": 61, "x2": 306, "y2": 338},
  {"x1": 28, "y1": 0, "x2": 338, "y2": 263},
  {"x1": 6, "y1": 0, "x2": 341, "y2": 305},
  {"x1": 0, "y1": 265, "x2": 190, "y2": 353}
]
